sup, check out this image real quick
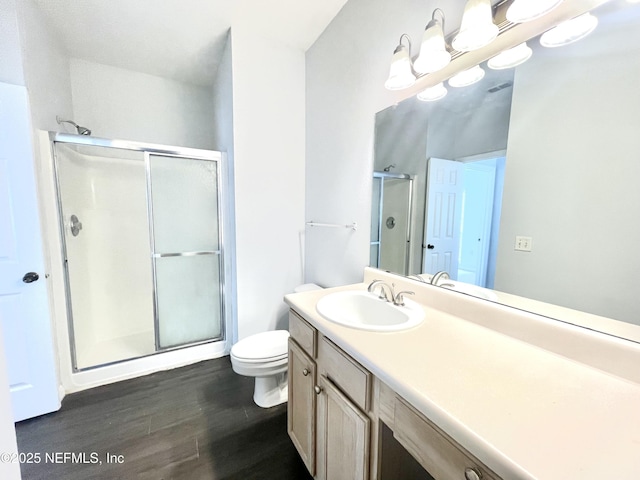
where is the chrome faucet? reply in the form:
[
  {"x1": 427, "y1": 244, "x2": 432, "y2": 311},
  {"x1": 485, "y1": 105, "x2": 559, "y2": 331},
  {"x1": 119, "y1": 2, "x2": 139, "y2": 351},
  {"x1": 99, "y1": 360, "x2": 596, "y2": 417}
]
[
  {"x1": 367, "y1": 280, "x2": 414, "y2": 307},
  {"x1": 367, "y1": 279, "x2": 394, "y2": 301},
  {"x1": 430, "y1": 271, "x2": 450, "y2": 286}
]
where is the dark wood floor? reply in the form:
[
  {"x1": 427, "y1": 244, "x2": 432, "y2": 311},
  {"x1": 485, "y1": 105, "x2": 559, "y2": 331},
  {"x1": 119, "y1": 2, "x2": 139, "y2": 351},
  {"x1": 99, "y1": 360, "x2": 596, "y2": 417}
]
[{"x1": 16, "y1": 357, "x2": 312, "y2": 480}]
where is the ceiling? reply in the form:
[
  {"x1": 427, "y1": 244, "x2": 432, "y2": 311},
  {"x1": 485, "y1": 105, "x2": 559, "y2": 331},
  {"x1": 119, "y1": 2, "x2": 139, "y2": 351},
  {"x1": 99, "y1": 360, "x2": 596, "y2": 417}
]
[{"x1": 31, "y1": 0, "x2": 349, "y2": 87}]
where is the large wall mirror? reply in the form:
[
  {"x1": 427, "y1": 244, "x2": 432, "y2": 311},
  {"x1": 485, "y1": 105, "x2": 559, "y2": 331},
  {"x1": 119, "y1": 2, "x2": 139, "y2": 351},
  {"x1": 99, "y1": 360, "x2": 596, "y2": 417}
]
[{"x1": 371, "y1": 0, "x2": 640, "y2": 340}]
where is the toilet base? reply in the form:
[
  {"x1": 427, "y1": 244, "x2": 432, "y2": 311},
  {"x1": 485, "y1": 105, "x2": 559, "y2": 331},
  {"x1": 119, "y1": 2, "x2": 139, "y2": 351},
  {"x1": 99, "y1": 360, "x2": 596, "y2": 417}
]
[{"x1": 253, "y1": 372, "x2": 288, "y2": 408}]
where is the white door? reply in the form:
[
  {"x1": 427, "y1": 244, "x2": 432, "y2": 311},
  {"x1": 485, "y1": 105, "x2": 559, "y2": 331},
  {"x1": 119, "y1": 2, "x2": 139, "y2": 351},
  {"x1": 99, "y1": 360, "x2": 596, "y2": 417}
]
[
  {"x1": 458, "y1": 160, "x2": 497, "y2": 286},
  {"x1": 0, "y1": 82, "x2": 60, "y2": 422},
  {"x1": 423, "y1": 158, "x2": 464, "y2": 278}
]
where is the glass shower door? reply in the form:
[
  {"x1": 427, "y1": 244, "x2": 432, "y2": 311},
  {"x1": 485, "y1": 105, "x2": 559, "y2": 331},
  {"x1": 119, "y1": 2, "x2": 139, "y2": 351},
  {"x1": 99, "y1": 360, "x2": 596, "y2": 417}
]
[
  {"x1": 148, "y1": 154, "x2": 224, "y2": 349},
  {"x1": 54, "y1": 143, "x2": 156, "y2": 370}
]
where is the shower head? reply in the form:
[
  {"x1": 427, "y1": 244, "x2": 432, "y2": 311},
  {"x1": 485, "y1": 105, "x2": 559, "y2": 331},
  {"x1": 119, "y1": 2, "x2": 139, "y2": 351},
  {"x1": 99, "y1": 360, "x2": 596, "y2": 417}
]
[{"x1": 56, "y1": 116, "x2": 91, "y2": 136}]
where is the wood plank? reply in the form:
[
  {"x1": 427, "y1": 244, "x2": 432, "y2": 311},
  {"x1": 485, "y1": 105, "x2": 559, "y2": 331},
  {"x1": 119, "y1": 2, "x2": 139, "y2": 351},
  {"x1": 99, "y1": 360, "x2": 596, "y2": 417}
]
[{"x1": 15, "y1": 357, "x2": 312, "y2": 480}]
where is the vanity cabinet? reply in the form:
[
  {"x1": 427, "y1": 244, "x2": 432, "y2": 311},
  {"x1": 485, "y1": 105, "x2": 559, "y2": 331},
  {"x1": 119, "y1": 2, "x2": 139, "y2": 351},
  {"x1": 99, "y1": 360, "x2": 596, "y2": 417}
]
[
  {"x1": 377, "y1": 381, "x2": 500, "y2": 480},
  {"x1": 288, "y1": 338, "x2": 316, "y2": 474},
  {"x1": 288, "y1": 308, "x2": 503, "y2": 480},
  {"x1": 288, "y1": 310, "x2": 372, "y2": 480}
]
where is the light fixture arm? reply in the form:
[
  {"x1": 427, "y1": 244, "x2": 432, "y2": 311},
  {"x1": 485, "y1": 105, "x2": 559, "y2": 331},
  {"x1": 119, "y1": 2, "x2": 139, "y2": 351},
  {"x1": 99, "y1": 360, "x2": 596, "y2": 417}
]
[
  {"x1": 431, "y1": 7, "x2": 446, "y2": 32},
  {"x1": 397, "y1": 33, "x2": 412, "y2": 54}
]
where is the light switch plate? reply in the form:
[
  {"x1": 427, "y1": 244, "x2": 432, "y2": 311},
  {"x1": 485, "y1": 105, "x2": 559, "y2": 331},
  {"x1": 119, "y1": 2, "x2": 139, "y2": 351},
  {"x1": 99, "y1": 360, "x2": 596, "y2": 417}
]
[{"x1": 515, "y1": 236, "x2": 532, "y2": 252}]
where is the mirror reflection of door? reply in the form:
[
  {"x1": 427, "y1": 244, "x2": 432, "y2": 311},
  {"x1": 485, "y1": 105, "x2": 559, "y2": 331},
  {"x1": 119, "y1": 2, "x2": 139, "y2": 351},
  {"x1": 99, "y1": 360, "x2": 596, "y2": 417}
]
[
  {"x1": 423, "y1": 158, "x2": 463, "y2": 279},
  {"x1": 424, "y1": 155, "x2": 505, "y2": 287}
]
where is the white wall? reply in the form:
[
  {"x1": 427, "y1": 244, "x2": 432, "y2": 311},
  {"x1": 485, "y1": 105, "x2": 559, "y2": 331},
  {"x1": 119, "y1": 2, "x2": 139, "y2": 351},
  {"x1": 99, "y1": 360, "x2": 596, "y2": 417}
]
[
  {"x1": 69, "y1": 58, "x2": 214, "y2": 149},
  {"x1": 15, "y1": 0, "x2": 73, "y2": 130},
  {"x1": 211, "y1": 32, "x2": 238, "y2": 345},
  {"x1": 305, "y1": 0, "x2": 468, "y2": 287},
  {"x1": 231, "y1": 25, "x2": 306, "y2": 339},
  {"x1": 496, "y1": 23, "x2": 640, "y2": 326},
  {"x1": 0, "y1": 0, "x2": 25, "y2": 86}
]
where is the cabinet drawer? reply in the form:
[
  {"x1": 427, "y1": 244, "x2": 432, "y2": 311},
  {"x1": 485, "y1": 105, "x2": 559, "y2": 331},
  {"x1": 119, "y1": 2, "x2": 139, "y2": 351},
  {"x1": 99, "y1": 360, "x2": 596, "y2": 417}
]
[
  {"x1": 393, "y1": 398, "x2": 499, "y2": 480},
  {"x1": 318, "y1": 337, "x2": 371, "y2": 411},
  {"x1": 289, "y1": 310, "x2": 316, "y2": 357}
]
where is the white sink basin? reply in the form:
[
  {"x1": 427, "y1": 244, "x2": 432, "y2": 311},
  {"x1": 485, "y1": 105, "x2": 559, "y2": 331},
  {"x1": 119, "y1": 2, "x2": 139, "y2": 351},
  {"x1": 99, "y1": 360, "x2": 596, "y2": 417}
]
[
  {"x1": 316, "y1": 291, "x2": 425, "y2": 332},
  {"x1": 440, "y1": 280, "x2": 498, "y2": 301}
]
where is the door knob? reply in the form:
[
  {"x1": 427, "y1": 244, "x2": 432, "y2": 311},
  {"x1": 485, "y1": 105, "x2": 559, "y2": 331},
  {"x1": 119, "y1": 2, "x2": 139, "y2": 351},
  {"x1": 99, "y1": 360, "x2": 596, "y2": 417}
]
[
  {"x1": 22, "y1": 272, "x2": 40, "y2": 283},
  {"x1": 427, "y1": 244, "x2": 435, "y2": 250}
]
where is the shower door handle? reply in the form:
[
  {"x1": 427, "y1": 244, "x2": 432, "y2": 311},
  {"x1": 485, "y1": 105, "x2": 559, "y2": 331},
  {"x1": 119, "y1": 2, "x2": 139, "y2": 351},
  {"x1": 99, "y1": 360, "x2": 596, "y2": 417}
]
[
  {"x1": 23, "y1": 272, "x2": 40, "y2": 283},
  {"x1": 70, "y1": 215, "x2": 83, "y2": 237}
]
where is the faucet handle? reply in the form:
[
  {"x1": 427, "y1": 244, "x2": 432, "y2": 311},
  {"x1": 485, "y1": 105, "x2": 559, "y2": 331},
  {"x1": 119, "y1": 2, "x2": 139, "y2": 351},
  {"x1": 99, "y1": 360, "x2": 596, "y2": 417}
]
[{"x1": 393, "y1": 290, "x2": 414, "y2": 306}]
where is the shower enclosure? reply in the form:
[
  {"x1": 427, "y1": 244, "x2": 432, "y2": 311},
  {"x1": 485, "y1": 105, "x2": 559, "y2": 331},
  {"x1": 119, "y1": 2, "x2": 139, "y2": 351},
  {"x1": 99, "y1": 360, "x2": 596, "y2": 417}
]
[
  {"x1": 370, "y1": 172, "x2": 414, "y2": 275},
  {"x1": 51, "y1": 134, "x2": 227, "y2": 371}
]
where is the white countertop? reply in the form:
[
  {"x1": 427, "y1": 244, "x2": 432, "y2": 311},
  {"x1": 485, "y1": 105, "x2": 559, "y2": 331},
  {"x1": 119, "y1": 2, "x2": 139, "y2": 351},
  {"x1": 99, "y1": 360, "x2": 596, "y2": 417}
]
[{"x1": 284, "y1": 275, "x2": 640, "y2": 480}]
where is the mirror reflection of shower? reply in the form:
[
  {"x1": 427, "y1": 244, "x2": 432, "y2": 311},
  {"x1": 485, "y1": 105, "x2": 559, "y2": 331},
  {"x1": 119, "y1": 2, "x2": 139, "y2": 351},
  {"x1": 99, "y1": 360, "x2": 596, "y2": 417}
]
[
  {"x1": 370, "y1": 171, "x2": 414, "y2": 275},
  {"x1": 56, "y1": 115, "x2": 92, "y2": 136}
]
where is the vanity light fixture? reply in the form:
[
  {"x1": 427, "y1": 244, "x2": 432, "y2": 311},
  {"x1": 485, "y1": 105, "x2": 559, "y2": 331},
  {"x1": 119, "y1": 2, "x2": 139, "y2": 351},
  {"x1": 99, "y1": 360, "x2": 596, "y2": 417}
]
[
  {"x1": 506, "y1": 0, "x2": 564, "y2": 23},
  {"x1": 540, "y1": 12, "x2": 598, "y2": 47},
  {"x1": 414, "y1": 9, "x2": 451, "y2": 75},
  {"x1": 488, "y1": 42, "x2": 533, "y2": 69},
  {"x1": 451, "y1": 0, "x2": 499, "y2": 52},
  {"x1": 448, "y1": 65, "x2": 485, "y2": 87},
  {"x1": 417, "y1": 82, "x2": 448, "y2": 101},
  {"x1": 384, "y1": 34, "x2": 417, "y2": 90}
]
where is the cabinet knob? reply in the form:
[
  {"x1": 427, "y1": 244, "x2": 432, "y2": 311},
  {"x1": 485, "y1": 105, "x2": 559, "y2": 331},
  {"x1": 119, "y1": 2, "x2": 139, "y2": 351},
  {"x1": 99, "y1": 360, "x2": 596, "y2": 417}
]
[
  {"x1": 464, "y1": 467, "x2": 482, "y2": 480},
  {"x1": 314, "y1": 385, "x2": 323, "y2": 395},
  {"x1": 302, "y1": 368, "x2": 310, "y2": 376}
]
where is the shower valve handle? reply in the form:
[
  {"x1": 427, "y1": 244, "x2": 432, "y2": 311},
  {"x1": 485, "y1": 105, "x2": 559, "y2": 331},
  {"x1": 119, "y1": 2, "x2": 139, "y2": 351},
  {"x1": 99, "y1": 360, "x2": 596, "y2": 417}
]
[{"x1": 23, "y1": 272, "x2": 40, "y2": 283}]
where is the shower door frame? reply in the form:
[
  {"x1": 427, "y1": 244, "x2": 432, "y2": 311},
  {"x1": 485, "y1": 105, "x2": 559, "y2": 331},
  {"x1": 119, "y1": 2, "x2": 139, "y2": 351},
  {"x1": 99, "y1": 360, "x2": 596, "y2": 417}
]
[
  {"x1": 372, "y1": 171, "x2": 414, "y2": 276},
  {"x1": 50, "y1": 133, "x2": 228, "y2": 371}
]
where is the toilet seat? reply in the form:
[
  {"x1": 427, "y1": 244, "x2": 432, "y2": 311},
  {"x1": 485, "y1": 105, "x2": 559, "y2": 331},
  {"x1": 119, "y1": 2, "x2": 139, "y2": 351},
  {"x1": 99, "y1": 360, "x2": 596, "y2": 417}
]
[{"x1": 230, "y1": 330, "x2": 289, "y2": 362}]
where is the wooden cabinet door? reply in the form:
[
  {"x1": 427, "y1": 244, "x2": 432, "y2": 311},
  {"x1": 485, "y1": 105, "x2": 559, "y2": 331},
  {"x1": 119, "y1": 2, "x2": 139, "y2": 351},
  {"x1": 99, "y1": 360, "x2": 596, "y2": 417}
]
[
  {"x1": 288, "y1": 339, "x2": 316, "y2": 475},
  {"x1": 316, "y1": 375, "x2": 370, "y2": 480}
]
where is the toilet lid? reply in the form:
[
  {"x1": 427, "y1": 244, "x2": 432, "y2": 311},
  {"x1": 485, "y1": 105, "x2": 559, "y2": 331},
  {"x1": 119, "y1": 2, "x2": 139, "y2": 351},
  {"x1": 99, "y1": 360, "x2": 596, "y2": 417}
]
[{"x1": 231, "y1": 330, "x2": 290, "y2": 361}]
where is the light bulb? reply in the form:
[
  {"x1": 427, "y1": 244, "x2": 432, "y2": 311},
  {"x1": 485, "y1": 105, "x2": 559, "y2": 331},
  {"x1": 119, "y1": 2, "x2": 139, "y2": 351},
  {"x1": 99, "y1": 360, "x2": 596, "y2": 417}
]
[
  {"x1": 417, "y1": 83, "x2": 448, "y2": 101},
  {"x1": 540, "y1": 13, "x2": 598, "y2": 48},
  {"x1": 452, "y1": 0, "x2": 498, "y2": 52},
  {"x1": 488, "y1": 42, "x2": 533, "y2": 70},
  {"x1": 384, "y1": 43, "x2": 416, "y2": 90},
  {"x1": 448, "y1": 65, "x2": 485, "y2": 87},
  {"x1": 414, "y1": 18, "x2": 451, "y2": 74},
  {"x1": 506, "y1": 0, "x2": 564, "y2": 23}
]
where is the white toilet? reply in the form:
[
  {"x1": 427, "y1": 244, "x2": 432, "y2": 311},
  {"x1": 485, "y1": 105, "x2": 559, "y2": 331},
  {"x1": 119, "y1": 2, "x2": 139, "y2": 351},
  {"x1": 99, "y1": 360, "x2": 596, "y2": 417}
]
[{"x1": 230, "y1": 283, "x2": 322, "y2": 408}]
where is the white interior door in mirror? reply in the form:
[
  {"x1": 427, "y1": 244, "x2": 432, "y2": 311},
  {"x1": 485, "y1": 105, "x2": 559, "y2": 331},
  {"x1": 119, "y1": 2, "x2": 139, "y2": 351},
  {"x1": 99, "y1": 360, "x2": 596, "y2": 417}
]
[
  {"x1": 0, "y1": 83, "x2": 60, "y2": 421},
  {"x1": 423, "y1": 158, "x2": 463, "y2": 278},
  {"x1": 458, "y1": 160, "x2": 498, "y2": 287}
]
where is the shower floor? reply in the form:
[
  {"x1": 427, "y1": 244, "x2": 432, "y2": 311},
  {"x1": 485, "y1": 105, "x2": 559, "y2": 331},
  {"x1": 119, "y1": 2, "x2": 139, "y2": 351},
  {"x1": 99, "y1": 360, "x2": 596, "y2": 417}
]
[{"x1": 75, "y1": 330, "x2": 156, "y2": 370}]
